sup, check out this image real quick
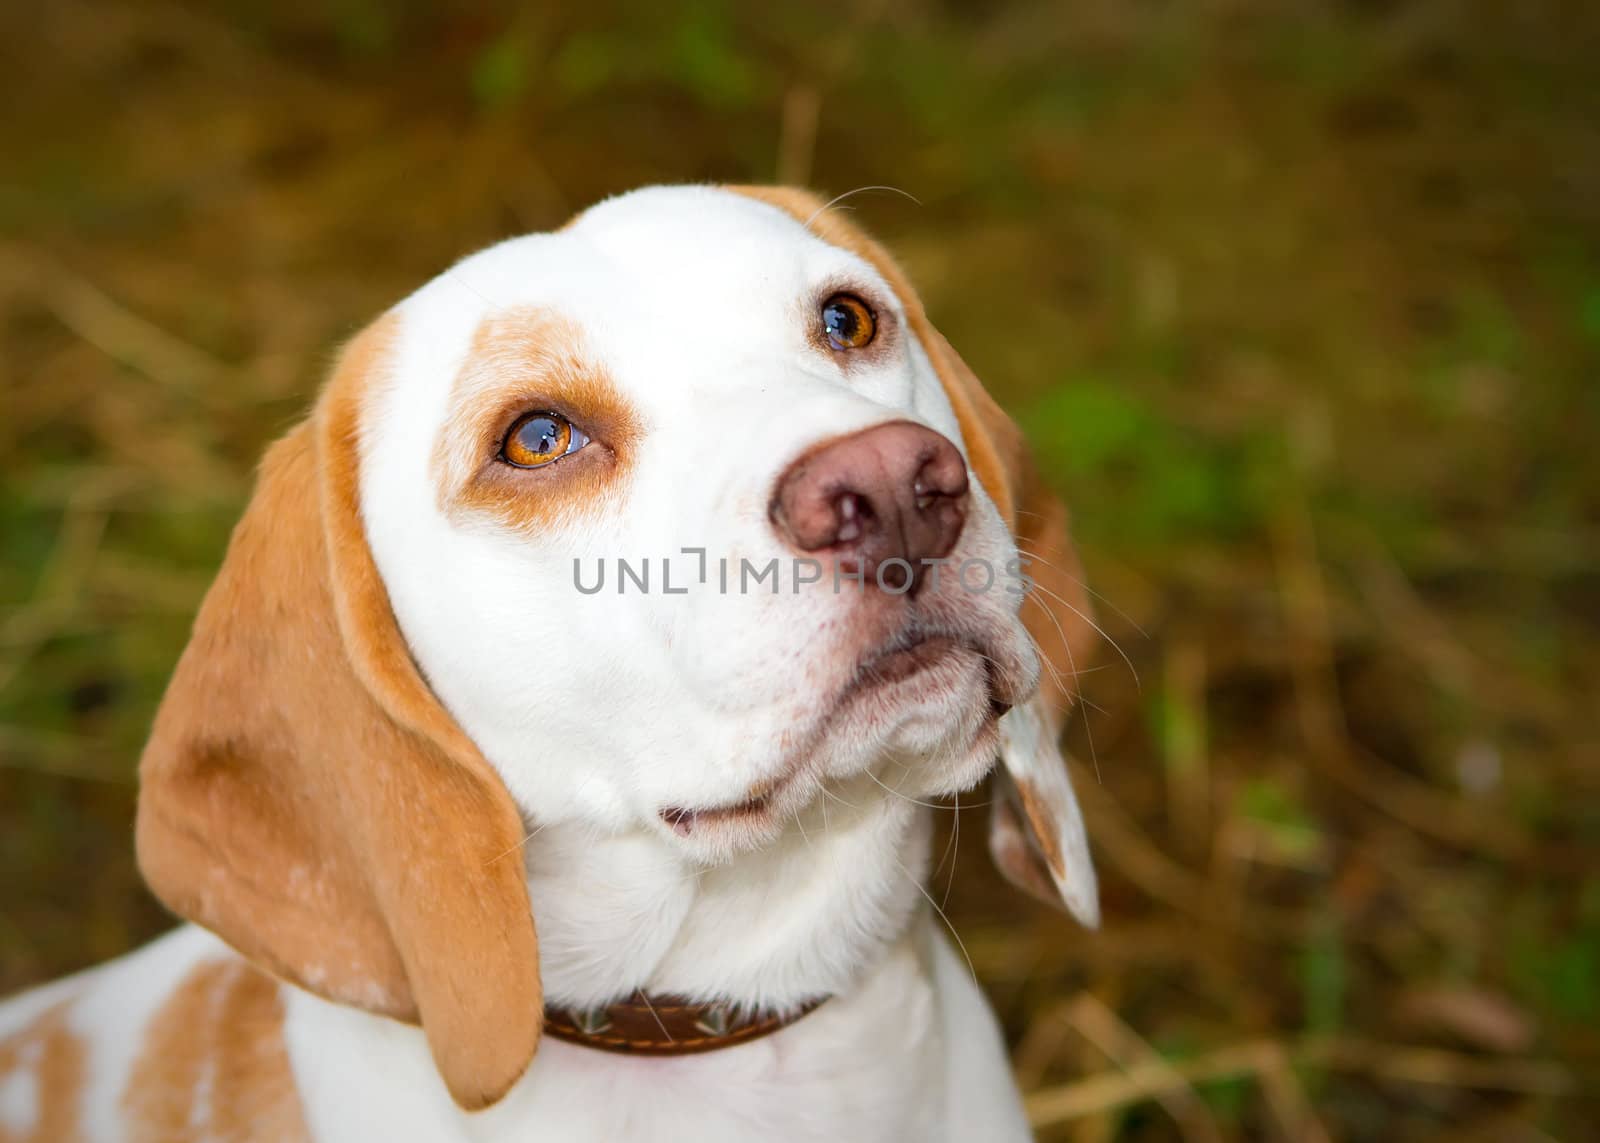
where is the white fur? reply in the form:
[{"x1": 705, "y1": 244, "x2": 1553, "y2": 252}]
[
  {"x1": 0, "y1": 186, "x2": 1087, "y2": 1140},
  {"x1": 0, "y1": 1055, "x2": 36, "y2": 1135},
  {"x1": 284, "y1": 915, "x2": 1025, "y2": 1143}
]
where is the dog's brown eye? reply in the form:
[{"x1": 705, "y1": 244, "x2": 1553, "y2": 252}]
[
  {"x1": 821, "y1": 294, "x2": 875, "y2": 350},
  {"x1": 501, "y1": 412, "x2": 588, "y2": 468}
]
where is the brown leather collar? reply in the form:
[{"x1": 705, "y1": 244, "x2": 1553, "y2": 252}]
[{"x1": 544, "y1": 992, "x2": 828, "y2": 1055}]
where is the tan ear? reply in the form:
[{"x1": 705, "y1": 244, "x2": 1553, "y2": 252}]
[
  {"x1": 730, "y1": 186, "x2": 1100, "y2": 925},
  {"x1": 923, "y1": 328, "x2": 1102, "y2": 926},
  {"x1": 136, "y1": 317, "x2": 541, "y2": 1110}
]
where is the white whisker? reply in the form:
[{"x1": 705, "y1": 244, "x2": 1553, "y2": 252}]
[
  {"x1": 1027, "y1": 576, "x2": 1141, "y2": 692},
  {"x1": 941, "y1": 789, "x2": 961, "y2": 910},
  {"x1": 1015, "y1": 533, "x2": 1150, "y2": 637},
  {"x1": 891, "y1": 853, "x2": 976, "y2": 985},
  {"x1": 866, "y1": 767, "x2": 948, "y2": 810},
  {"x1": 804, "y1": 185, "x2": 922, "y2": 228}
]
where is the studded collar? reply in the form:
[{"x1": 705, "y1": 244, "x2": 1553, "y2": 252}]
[{"x1": 543, "y1": 992, "x2": 829, "y2": 1055}]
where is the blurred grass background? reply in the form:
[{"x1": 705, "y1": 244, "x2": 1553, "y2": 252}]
[{"x1": 2, "y1": 1, "x2": 1597, "y2": 1138}]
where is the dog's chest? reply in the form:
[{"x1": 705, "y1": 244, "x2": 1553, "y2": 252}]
[
  {"x1": 286, "y1": 930, "x2": 943, "y2": 1143},
  {"x1": 479, "y1": 1014, "x2": 941, "y2": 1142}
]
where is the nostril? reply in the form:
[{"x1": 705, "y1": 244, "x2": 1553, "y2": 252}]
[
  {"x1": 913, "y1": 447, "x2": 969, "y2": 504},
  {"x1": 836, "y1": 493, "x2": 869, "y2": 543}
]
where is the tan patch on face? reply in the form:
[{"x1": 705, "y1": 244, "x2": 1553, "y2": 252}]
[
  {"x1": 0, "y1": 1002, "x2": 85, "y2": 1143},
  {"x1": 122, "y1": 961, "x2": 311, "y2": 1143},
  {"x1": 432, "y1": 306, "x2": 641, "y2": 535}
]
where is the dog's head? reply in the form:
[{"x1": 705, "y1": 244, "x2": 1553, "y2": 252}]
[{"x1": 136, "y1": 186, "x2": 1098, "y2": 1109}]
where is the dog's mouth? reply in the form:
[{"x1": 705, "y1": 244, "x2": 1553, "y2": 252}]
[
  {"x1": 660, "y1": 791, "x2": 774, "y2": 836},
  {"x1": 660, "y1": 767, "x2": 791, "y2": 836},
  {"x1": 842, "y1": 627, "x2": 1016, "y2": 719},
  {"x1": 660, "y1": 628, "x2": 1021, "y2": 841},
  {"x1": 865, "y1": 632, "x2": 962, "y2": 684}
]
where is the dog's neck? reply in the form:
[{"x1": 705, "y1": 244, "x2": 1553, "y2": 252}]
[{"x1": 524, "y1": 783, "x2": 933, "y2": 1011}]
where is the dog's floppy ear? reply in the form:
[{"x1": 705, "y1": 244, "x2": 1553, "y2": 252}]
[
  {"x1": 917, "y1": 326, "x2": 1102, "y2": 926},
  {"x1": 729, "y1": 186, "x2": 1100, "y2": 925},
  {"x1": 136, "y1": 316, "x2": 541, "y2": 1110}
]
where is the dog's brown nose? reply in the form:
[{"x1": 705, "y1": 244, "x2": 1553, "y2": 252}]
[{"x1": 770, "y1": 421, "x2": 969, "y2": 593}]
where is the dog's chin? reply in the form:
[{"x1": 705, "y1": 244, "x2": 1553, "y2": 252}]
[{"x1": 654, "y1": 637, "x2": 1020, "y2": 862}]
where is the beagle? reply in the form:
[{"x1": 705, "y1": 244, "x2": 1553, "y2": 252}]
[{"x1": 0, "y1": 185, "x2": 1098, "y2": 1142}]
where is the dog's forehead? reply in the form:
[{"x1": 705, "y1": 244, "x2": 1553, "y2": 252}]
[
  {"x1": 426, "y1": 187, "x2": 890, "y2": 339},
  {"x1": 570, "y1": 185, "x2": 817, "y2": 258},
  {"x1": 569, "y1": 185, "x2": 878, "y2": 290}
]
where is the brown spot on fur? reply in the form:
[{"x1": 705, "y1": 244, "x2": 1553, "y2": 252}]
[
  {"x1": 433, "y1": 306, "x2": 641, "y2": 534},
  {"x1": 123, "y1": 961, "x2": 311, "y2": 1142},
  {"x1": 0, "y1": 1002, "x2": 85, "y2": 1143}
]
